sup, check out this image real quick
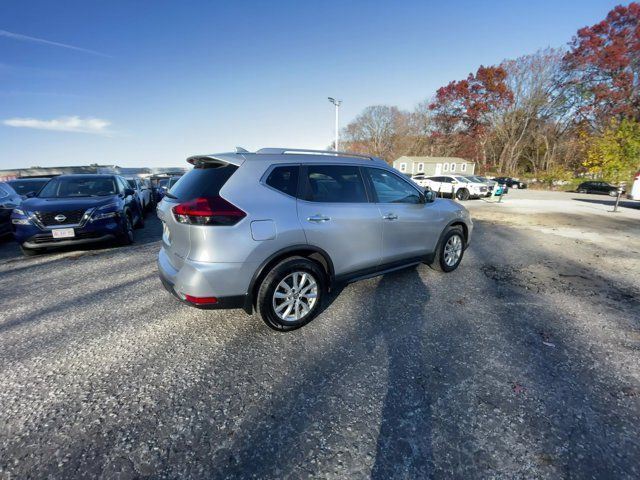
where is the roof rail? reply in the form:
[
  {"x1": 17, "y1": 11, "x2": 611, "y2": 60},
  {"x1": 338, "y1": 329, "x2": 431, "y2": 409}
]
[{"x1": 255, "y1": 147, "x2": 378, "y2": 161}]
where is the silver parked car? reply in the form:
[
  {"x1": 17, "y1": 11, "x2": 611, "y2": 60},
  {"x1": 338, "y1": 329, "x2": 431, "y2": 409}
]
[{"x1": 157, "y1": 148, "x2": 473, "y2": 330}]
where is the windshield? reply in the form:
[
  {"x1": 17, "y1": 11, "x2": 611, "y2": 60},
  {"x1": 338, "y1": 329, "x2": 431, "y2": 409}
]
[
  {"x1": 127, "y1": 179, "x2": 137, "y2": 188},
  {"x1": 8, "y1": 179, "x2": 49, "y2": 196},
  {"x1": 39, "y1": 177, "x2": 117, "y2": 198},
  {"x1": 455, "y1": 176, "x2": 469, "y2": 183}
]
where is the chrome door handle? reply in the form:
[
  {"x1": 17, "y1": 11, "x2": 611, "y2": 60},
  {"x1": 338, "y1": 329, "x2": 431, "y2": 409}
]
[
  {"x1": 382, "y1": 213, "x2": 398, "y2": 220},
  {"x1": 307, "y1": 215, "x2": 331, "y2": 223}
]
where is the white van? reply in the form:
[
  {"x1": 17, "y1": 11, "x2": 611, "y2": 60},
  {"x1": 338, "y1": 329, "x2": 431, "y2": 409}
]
[{"x1": 628, "y1": 171, "x2": 640, "y2": 201}]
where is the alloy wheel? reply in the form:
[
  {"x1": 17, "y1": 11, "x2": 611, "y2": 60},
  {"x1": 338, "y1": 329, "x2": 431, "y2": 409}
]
[
  {"x1": 444, "y1": 234, "x2": 463, "y2": 267},
  {"x1": 272, "y1": 271, "x2": 318, "y2": 322}
]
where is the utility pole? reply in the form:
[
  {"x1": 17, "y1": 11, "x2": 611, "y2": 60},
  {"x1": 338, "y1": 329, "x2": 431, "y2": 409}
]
[{"x1": 328, "y1": 97, "x2": 342, "y2": 151}]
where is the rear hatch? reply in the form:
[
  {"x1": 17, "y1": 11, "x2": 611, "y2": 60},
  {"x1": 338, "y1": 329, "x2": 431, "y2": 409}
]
[{"x1": 157, "y1": 160, "x2": 239, "y2": 269}]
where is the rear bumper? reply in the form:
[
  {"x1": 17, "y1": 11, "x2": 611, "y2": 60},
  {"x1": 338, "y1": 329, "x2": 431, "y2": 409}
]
[
  {"x1": 158, "y1": 270, "x2": 247, "y2": 310},
  {"x1": 157, "y1": 247, "x2": 256, "y2": 312}
]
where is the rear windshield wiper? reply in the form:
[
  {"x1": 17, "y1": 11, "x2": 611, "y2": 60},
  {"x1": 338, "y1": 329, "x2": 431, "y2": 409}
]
[{"x1": 164, "y1": 192, "x2": 178, "y2": 199}]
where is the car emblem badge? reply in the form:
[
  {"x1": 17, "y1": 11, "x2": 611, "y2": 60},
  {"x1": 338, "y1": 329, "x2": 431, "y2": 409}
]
[{"x1": 54, "y1": 214, "x2": 66, "y2": 222}]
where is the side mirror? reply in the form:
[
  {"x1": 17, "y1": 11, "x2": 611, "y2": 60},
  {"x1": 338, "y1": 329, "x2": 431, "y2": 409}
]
[
  {"x1": 124, "y1": 188, "x2": 135, "y2": 197},
  {"x1": 424, "y1": 188, "x2": 436, "y2": 203}
]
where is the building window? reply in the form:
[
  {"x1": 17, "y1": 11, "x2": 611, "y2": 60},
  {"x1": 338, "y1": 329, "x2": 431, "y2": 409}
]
[
  {"x1": 451, "y1": 163, "x2": 456, "y2": 172},
  {"x1": 461, "y1": 163, "x2": 467, "y2": 172},
  {"x1": 399, "y1": 162, "x2": 407, "y2": 172},
  {"x1": 443, "y1": 163, "x2": 449, "y2": 172},
  {"x1": 418, "y1": 163, "x2": 424, "y2": 172}
]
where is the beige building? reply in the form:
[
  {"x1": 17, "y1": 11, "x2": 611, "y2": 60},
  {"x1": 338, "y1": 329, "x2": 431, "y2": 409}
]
[{"x1": 393, "y1": 156, "x2": 476, "y2": 176}]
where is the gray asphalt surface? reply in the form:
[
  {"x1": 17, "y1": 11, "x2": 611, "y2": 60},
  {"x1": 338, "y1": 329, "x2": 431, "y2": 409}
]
[{"x1": 1, "y1": 192, "x2": 639, "y2": 479}]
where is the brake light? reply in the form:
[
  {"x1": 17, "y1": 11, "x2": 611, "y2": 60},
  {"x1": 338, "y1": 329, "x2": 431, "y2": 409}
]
[
  {"x1": 172, "y1": 196, "x2": 246, "y2": 226},
  {"x1": 184, "y1": 294, "x2": 218, "y2": 305}
]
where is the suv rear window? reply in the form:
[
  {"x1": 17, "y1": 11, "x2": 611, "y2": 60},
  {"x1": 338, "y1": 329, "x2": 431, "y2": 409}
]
[
  {"x1": 167, "y1": 163, "x2": 238, "y2": 201},
  {"x1": 266, "y1": 166, "x2": 299, "y2": 197}
]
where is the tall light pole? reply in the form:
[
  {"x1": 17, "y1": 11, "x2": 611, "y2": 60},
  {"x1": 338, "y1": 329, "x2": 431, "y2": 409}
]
[{"x1": 328, "y1": 97, "x2": 342, "y2": 151}]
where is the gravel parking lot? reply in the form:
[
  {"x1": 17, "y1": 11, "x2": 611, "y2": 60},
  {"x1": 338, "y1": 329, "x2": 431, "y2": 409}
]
[{"x1": 1, "y1": 190, "x2": 639, "y2": 479}]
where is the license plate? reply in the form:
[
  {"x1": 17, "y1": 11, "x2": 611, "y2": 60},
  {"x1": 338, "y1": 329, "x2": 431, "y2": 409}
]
[{"x1": 52, "y1": 228, "x2": 75, "y2": 239}]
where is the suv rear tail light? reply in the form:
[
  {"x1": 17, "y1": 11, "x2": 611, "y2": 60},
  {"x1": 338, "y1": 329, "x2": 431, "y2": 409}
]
[
  {"x1": 172, "y1": 196, "x2": 246, "y2": 226},
  {"x1": 184, "y1": 294, "x2": 218, "y2": 305}
]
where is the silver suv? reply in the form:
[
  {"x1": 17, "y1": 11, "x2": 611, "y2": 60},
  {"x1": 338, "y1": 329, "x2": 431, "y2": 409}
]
[{"x1": 157, "y1": 148, "x2": 473, "y2": 330}]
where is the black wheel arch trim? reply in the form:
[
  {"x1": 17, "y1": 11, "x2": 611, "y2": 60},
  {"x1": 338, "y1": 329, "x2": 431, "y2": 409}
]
[
  {"x1": 243, "y1": 244, "x2": 335, "y2": 314},
  {"x1": 438, "y1": 219, "x2": 470, "y2": 248}
]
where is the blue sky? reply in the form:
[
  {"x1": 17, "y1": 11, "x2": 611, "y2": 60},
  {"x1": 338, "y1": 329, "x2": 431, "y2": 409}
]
[{"x1": 0, "y1": 0, "x2": 621, "y2": 169}]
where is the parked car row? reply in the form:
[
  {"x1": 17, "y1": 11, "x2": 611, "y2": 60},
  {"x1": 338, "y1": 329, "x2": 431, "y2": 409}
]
[
  {"x1": 155, "y1": 176, "x2": 182, "y2": 202},
  {"x1": 410, "y1": 174, "x2": 511, "y2": 200},
  {"x1": 2, "y1": 174, "x2": 154, "y2": 256}
]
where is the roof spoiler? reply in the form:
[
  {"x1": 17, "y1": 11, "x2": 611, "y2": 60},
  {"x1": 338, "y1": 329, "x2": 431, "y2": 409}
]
[{"x1": 186, "y1": 155, "x2": 230, "y2": 166}]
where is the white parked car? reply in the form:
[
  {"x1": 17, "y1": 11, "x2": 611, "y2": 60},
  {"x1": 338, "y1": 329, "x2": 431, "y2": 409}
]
[
  {"x1": 424, "y1": 175, "x2": 487, "y2": 201},
  {"x1": 627, "y1": 170, "x2": 640, "y2": 201},
  {"x1": 462, "y1": 175, "x2": 493, "y2": 197},
  {"x1": 411, "y1": 173, "x2": 430, "y2": 188},
  {"x1": 125, "y1": 177, "x2": 153, "y2": 212}
]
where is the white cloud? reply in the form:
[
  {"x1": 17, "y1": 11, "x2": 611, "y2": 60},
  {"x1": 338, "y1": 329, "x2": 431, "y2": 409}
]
[
  {"x1": 0, "y1": 29, "x2": 110, "y2": 57},
  {"x1": 3, "y1": 116, "x2": 113, "y2": 135}
]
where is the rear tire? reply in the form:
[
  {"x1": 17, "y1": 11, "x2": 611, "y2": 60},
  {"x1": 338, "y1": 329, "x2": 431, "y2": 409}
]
[
  {"x1": 429, "y1": 226, "x2": 465, "y2": 272},
  {"x1": 256, "y1": 256, "x2": 326, "y2": 331},
  {"x1": 456, "y1": 188, "x2": 470, "y2": 201}
]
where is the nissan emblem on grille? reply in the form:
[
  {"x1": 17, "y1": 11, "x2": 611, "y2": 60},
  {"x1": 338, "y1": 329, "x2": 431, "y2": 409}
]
[{"x1": 54, "y1": 214, "x2": 67, "y2": 223}]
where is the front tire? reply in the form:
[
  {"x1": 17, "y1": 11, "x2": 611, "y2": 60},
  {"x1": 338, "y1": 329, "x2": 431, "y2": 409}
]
[
  {"x1": 118, "y1": 212, "x2": 134, "y2": 245},
  {"x1": 256, "y1": 256, "x2": 326, "y2": 331},
  {"x1": 429, "y1": 226, "x2": 465, "y2": 272}
]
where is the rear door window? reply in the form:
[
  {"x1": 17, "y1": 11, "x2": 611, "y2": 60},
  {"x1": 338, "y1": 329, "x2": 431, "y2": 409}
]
[
  {"x1": 266, "y1": 165, "x2": 299, "y2": 197},
  {"x1": 167, "y1": 163, "x2": 238, "y2": 201},
  {"x1": 302, "y1": 165, "x2": 368, "y2": 203}
]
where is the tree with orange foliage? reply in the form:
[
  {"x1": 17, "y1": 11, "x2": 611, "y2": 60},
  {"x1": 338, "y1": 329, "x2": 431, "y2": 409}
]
[
  {"x1": 429, "y1": 66, "x2": 513, "y2": 168},
  {"x1": 563, "y1": 2, "x2": 640, "y2": 127}
]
